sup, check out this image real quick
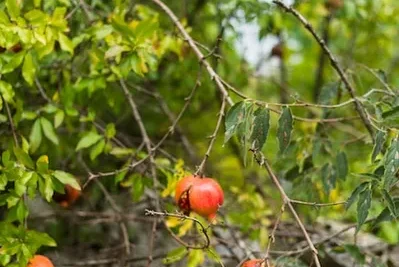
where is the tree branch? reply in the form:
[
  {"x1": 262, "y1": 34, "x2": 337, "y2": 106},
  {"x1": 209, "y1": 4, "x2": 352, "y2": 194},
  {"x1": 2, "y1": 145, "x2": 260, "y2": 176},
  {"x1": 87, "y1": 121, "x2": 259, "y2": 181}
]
[{"x1": 273, "y1": 0, "x2": 375, "y2": 141}]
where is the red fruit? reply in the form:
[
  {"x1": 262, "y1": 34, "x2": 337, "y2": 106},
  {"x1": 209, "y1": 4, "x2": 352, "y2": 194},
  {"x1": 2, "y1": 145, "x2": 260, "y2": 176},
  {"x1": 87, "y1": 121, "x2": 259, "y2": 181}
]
[
  {"x1": 241, "y1": 259, "x2": 266, "y2": 267},
  {"x1": 53, "y1": 184, "x2": 81, "y2": 208},
  {"x1": 175, "y1": 175, "x2": 224, "y2": 220},
  {"x1": 27, "y1": 255, "x2": 54, "y2": 267}
]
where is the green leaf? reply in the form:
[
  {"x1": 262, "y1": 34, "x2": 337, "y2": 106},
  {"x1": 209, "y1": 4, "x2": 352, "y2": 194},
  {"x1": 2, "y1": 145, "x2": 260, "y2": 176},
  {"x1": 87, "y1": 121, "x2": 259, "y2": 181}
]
[
  {"x1": 40, "y1": 117, "x2": 59, "y2": 145},
  {"x1": 346, "y1": 182, "x2": 369, "y2": 210},
  {"x1": 6, "y1": 0, "x2": 20, "y2": 19},
  {"x1": 2, "y1": 150, "x2": 10, "y2": 167},
  {"x1": 13, "y1": 147, "x2": 34, "y2": 169},
  {"x1": 162, "y1": 247, "x2": 188, "y2": 265},
  {"x1": 371, "y1": 130, "x2": 386, "y2": 162},
  {"x1": 36, "y1": 155, "x2": 49, "y2": 174},
  {"x1": 110, "y1": 147, "x2": 134, "y2": 157},
  {"x1": 206, "y1": 248, "x2": 223, "y2": 265},
  {"x1": 58, "y1": 33, "x2": 74, "y2": 54},
  {"x1": 336, "y1": 151, "x2": 348, "y2": 180},
  {"x1": 382, "y1": 189, "x2": 397, "y2": 217},
  {"x1": 131, "y1": 174, "x2": 144, "y2": 202},
  {"x1": 90, "y1": 139, "x2": 105, "y2": 161},
  {"x1": 105, "y1": 123, "x2": 116, "y2": 138},
  {"x1": 29, "y1": 119, "x2": 42, "y2": 153},
  {"x1": 52, "y1": 170, "x2": 81, "y2": 190},
  {"x1": 224, "y1": 101, "x2": 246, "y2": 143},
  {"x1": 321, "y1": 163, "x2": 331, "y2": 195},
  {"x1": 54, "y1": 110, "x2": 65, "y2": 128},
  {"x1": 38, "y1": 174, "x2": 54, "y2": 202},
  {"x1": 373, "y1": 198, "x2": 399, "y2": 226},
  {"x1": 22, "y1": 52, "x2": 36, "y2": 86},
  {"x1": 277, "y1": 107, "x2": 293, "y2": 154},
  {"x1": 1, "y1": 51, "x2": 25, "y2": 74},
  {"x1": 76, "y1": 131, "x2": 103, "y2": 151},
  {"x1": 383, "y1": 137, "x2": 399, "y2": 189},
  {"x1": 343, "y1": 244, "x2": 365, "y2": 264},
  {"x1": 357, "y1": 187, "x2": 372, "y2": 230},
  {"x1": 0, "y1": 80, "x2": 15, "y2": 102},
  {"x1": 250, "y1": 107, "x2": 270, "y2": 151}
]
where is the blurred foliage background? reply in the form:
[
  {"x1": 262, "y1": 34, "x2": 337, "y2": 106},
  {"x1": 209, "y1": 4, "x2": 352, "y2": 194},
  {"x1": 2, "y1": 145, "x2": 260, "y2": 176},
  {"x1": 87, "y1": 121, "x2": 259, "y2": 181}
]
[{"x1": 0, "y1": 0, "x2": 398, "y2": 266}]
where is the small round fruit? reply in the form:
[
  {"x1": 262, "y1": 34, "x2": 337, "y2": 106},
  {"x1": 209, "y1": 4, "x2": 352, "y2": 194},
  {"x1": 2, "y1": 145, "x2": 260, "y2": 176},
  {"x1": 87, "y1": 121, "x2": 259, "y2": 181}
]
[
  {"x1": 270, "y1": 44, "x2": 283, "y2": 59},
  {"x1": 189, "y1": 178, "x2": 224, "y2": 220},
  {"x1": 175, "y1": 175, "x2": 197, "y2": 214},
  {"x1": 27, "y1": 255, "x2": 54, "y2": 267},
  {"x1": 175, "y1": 175, "x2": 224, "y2": 220},
  {"x1": 325, "y1": 0, "x2": 343, "y2": 10},
  {"x1": 241, "y1": 259, "x2": 266, "y2": 267},
  {"x1": 53, "y1": 184, "x2": 81, "y2": 208}
]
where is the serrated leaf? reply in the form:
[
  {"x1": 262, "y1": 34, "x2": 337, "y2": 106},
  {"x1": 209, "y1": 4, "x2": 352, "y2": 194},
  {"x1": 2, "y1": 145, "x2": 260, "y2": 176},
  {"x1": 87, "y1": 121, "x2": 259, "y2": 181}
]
[
  {"x1": 224, "y1": 101, "x2": 246, "y2": 143},
  {"x1": 58, "y1": 33, "x2": 74, "y2": 54},
  {"x1": 90, "y1": 139, "x2": 105, "y2": 161},
  {"x1": 372, "y1": 130, "x2": 386, "y2": 162},
  {"x1": 336, "y1": 151, "x2": 348, "y2": 180},
  {"x1": 346, "y1": 182, "x2": 369, "y2": 210},
  {"x1": 250, "y1": 107, "x2": 270, "y2": 151},
  {"x1": 382, "y1": 189, "x2": 397, "y2": 217},
  {"x1": 22, "y1": 52, "x2": 36, "y2": 86},
  {"x1": 40, "y1": 117, "x2": 59, "y2": 145},
  {"x1": 162, "y1": 247, "x2": 187, "y2": 265},
  {"x1": 383, "y1": 137, "x2": 399, "y2": 189},
  {"x1": 357, "y1": 188, "x2": 372, "y2": 230},
  {"x1": 52, "y1": 170, "x2": 81, "y2": 191},
  {"x1": 76, "y1": 131, "x2": 103, "y2": 151},
  {"x1": 29, "y1": 119, "x2": 42, "y2": 153},
  {"x1": 13, "y1": 147, "x2": 34, "y2": 169},
  {"x1": 54, "y1": 110, "x2": 65, "y2": 128},
  {"x1": 277, "y1": 107, "x2": 293, "y2": 153}
]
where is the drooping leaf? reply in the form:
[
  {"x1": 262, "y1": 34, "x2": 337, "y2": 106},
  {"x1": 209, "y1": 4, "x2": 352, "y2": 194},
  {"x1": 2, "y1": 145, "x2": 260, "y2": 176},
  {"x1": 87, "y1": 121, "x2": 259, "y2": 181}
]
[
  {"x1": 250, "y1": 107, "x2": 270, "y2": 151},
  {"x1": 277, "y1": 107, "x2": 293, "y2": 154},
  {"x1": 383, "y1": 137, "x2": 399, "y2": 189},
  {"x1": 346, "y1": 182, "x2": 369, "y2": 210},
  {"x1": 357, "y1": 187, "x2": 372, "y2": 230},
  {"x1": 371, "y1": 130, "x2": 386, "y2": 162},
  {"x1": 382, "y1": 189, "x2": 397, "y2": 217},
  {"x1": 336, "y1": 151, "x2": 348, "y2": 180},
  {"x1": 29, "y1": 119, "x2": 42, "y2": 153},
  {"x1": 131, "y1": 174, "x2": 144, "y2": 202},
  {"x1": 22, "y1": 52, "x2": 36, "y2": 86},
  {"x1": 373, "y1": 198, "x2": 399, "y2": 226},
  {"x1": 224, "y1": 101, "x2": 246, "y2": 143},
  {"x1": 76, "y1": 131, "x2": 103, "y2": 151},
  {"x1": 40, "y1": 117, "x2": 59, "y2": 145}
]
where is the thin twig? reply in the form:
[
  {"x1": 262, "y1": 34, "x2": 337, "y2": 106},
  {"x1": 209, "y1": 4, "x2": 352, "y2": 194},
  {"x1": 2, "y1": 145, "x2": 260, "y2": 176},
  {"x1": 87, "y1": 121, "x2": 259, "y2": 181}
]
[
  {"x1": 2, "y1": 96, "x2": 18, "y2": 146},
  {"x1": 195, "y1": 96, "x2": 227, "y2": 176},
  {"x1": 264, "y1": 202, "x2": 286, "y2": 267},
  {"x1": 151, "y1": 0, "x2": 234, "y2": 107},
  {"x1": 145, "y1": 209, "x2": 211, "y2": 249},
  {"x1": 119, "y1": 79, "x2": 159, "y2": 267},
  {"x1": 273, "y1": 0, "x2": 375, "y2": 140},
  {"x1": 252, "y1": 151, "x2": 321, "y2": 267}
]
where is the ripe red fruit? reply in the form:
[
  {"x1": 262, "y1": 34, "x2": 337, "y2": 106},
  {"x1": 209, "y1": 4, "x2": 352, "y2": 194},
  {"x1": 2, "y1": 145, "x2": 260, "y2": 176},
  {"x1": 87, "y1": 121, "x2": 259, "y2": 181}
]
[
  {"x1": 175, "y1": 175, "x2": 224, "y2": 220},
  {"x1": 241, "y1": 259, "x2": 266, "y2": 267},
  {"x1": 53, "y1": 184, "x2": 81, "y2": 208},
  {"x1": 27, "y1": 255, "x2": 54, "y2": 267}
]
